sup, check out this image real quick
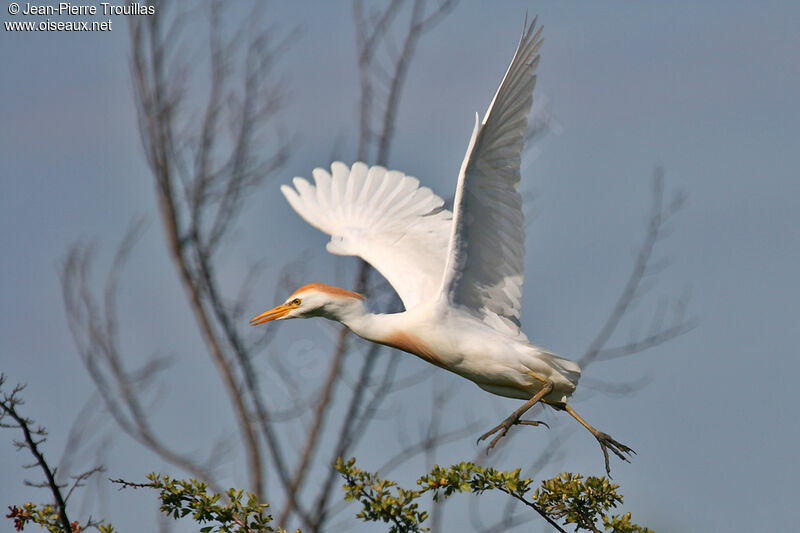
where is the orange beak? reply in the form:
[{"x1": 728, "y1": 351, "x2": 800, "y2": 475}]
[{"x1": 250, "y1": 303, "x2": 292, "y2": 326}]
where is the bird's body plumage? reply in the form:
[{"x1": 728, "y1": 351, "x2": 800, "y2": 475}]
[
  {"x1": 327, "y1": 294, "x2": 580, "y2": 403},
  {"x1": 254, "y1": 16, "x2": 633, "y2": 473}
]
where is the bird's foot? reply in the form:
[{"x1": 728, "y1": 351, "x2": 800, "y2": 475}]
[
  {"x1": 477, "y1": 418, "x2": 549, "y2": 451},
  {"x1": 593, "y1": 431, "x2": 635, "y2": 477}
]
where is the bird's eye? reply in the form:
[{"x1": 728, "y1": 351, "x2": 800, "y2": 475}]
[{"x1": 291, "y1": 298, "x2": 301, "y2": 306}]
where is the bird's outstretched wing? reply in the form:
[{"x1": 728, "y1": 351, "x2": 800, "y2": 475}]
[
  {"x1": 439, "y1": 17, "x2": 543, "y2": 340},
  {"x1": 281, "y1": 162, "x2": 452, "y2": 310}
]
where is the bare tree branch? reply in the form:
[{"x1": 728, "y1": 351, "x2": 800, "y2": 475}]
[
  {"x1": 1, "y1": 376, "x2": 73, "y2": 533},
  {"x1": 354, "y1": 0, "x2": 459, "y2": 165},
  {"x1": 592, "y1": 321, "x2": 697, "y2": 363},
  {"x1": 126, "y1": 0, "x2": 291, "y2": 502},
  {"x1": 580, "y1": 168, "x2": 693, "y2": 369},
  {"x1": 277, "y1": 326, "x2": 351, "y2": 526},
  {"x1": 61, "y1": 225, "x2": 221, "y2": 490}
]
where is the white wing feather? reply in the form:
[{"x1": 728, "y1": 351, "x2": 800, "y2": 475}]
[
  {"x1": 281, "y1": 162, "x2": 452, "y2": 310},
  {"x1": 439, "y1": 17, "x2": 544, "y2": 341}
]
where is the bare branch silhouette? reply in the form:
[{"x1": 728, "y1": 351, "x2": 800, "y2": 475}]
[
  {"x1": 580, "y1": 168, "x2": 694, "y2": 369},
  {"x1": 354, "y1": 0, "x2": 458, "y2": 165},
  {"x1": 1, "y1": 376, "x2": 107, "y2": 533},
  {"x1": 126, "y1": 0, "x2": 292, "y2": 503},
  {"x1": 62, "y1": 223, "x2": 220, "y2": 489}
]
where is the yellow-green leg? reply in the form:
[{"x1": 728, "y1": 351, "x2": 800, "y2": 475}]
[
  {"x1": 478, "y1": 377, "x2": 553, "y2": 450},
  {"x1": 564, "y1": 404, "x2": 635, "y2": 476}
]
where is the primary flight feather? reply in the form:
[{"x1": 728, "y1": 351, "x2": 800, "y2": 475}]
[{"x1": 253, "y1": 16, "x2": 633, "y2": 475}]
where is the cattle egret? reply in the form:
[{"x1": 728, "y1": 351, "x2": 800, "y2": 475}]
[{"x1": 251, "y1": 16, "x2": 633, "y2": 474}]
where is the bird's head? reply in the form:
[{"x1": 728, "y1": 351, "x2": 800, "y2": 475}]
[{"x1": 249, "y1": 282, "x2": 365, "y2": 325}]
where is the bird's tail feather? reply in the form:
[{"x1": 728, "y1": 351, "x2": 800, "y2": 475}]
[{"x1": 542, "y1": 350, "x2": 581, "y2": 388}]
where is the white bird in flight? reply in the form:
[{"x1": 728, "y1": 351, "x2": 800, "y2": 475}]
[{"x1": 251, "y1": 16, "x2": 633, "y2": 474}]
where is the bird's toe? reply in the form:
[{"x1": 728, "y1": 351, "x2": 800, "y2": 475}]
[
  {"x1": 517, "y1": 419, "x2": 549, "y2": 429},
  {"x1": 593, "y1": 431, "x2": 635, "y2": 476}
]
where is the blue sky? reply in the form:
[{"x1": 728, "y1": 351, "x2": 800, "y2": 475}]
[{"x1": 2, "y1": 1, "x2": 799, "y2": 531}]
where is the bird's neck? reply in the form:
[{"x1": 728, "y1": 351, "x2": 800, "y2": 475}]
[
  {"x1": 332, "y1": 299, "x2": 394, "y2": 344},
  {"x1": 331, "y1": 298, "x2": 445, "y2": 367}
]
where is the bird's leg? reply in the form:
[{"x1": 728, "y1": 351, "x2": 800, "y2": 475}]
[
  {"x1": 478, "y1": 377, "x2": 553, "y2": 451},
  {"x1": 563, "y1": 404, "x2": 635, "y2": 477}
]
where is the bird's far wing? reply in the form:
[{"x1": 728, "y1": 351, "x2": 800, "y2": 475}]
[
  {"x1": 439, "y1": 17, "x2": 543, "y2": 340},
  {"x1": 281, "y1": 162, "x2": 452, "y2": 310}
]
